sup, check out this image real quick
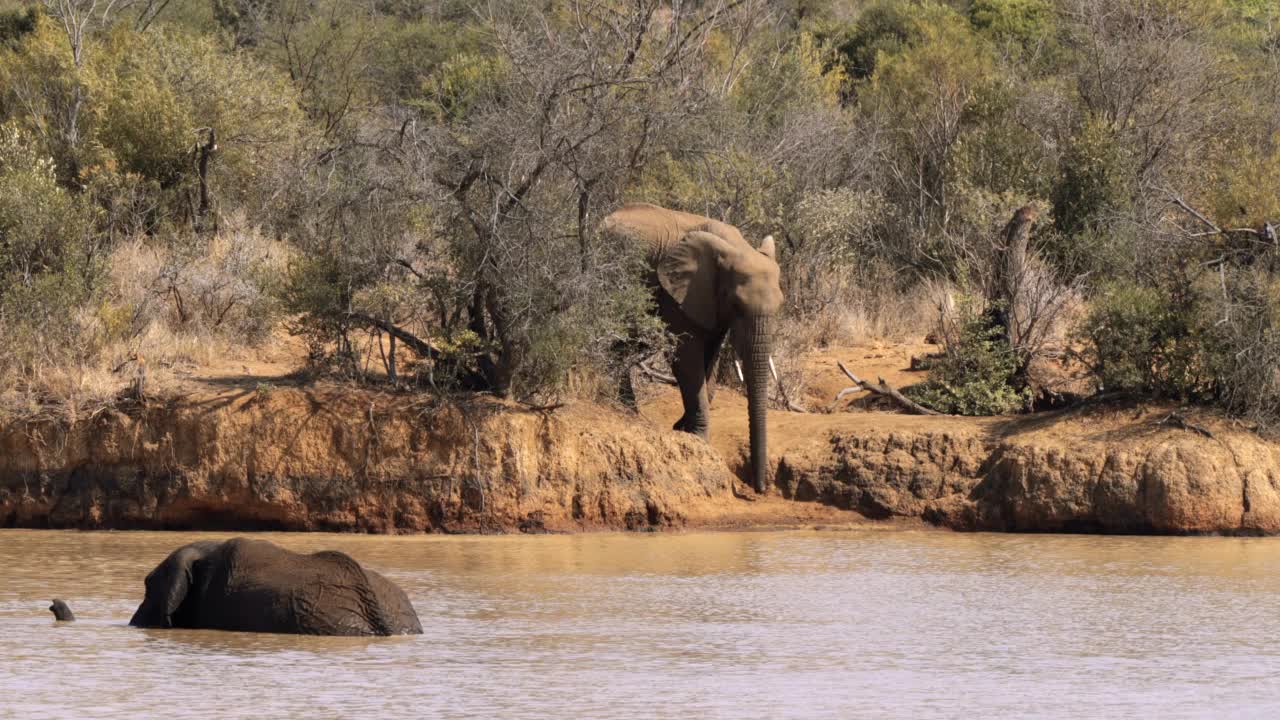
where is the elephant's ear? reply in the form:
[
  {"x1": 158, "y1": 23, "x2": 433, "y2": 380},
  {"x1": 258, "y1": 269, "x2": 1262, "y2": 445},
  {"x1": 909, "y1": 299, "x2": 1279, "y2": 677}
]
[
  {"x1": 159, "y1": 569, "x2": 191, "y2": 627},
  {"x1": 658, "y1": 230, "x2": 733, "y2": 331},
  {"x1": 158, "y1": 546, "x2": 205, "y2": 626}
]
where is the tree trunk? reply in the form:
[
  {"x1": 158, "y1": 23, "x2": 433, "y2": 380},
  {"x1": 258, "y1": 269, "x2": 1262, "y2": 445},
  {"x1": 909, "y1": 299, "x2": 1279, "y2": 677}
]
[
  {"x1": 194, "y1": 128, "x2": 217, "y2": 233},
  {"x1": 992, "y1": 205, "x2": 1037, "y2": 348}
]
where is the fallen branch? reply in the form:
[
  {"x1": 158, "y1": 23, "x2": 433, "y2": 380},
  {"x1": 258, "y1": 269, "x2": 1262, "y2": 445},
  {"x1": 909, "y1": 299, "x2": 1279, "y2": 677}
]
[
  {"x1": 1155, "y1": 412, "x2": 1214, "y2": 439},
  {"x1": 637, "y1": 360, "x2": 677, "y2": 385},
  {"x1": 345, "y1": 312, "x2": 488, "y2": 388},
  {"x1": 347, "y1": 312, "x2": 445, "y2": 360},
  {"x1": 909, "y1": 353, "x2": 943, "y2": 372},
  {"x1": 519, "y1": 399, "x2": 566, "y2": 413},
  {"x1": 1164, "y1": 190, "x2": 1261, "y2": 239},
  {"x1": 768, "y1": 356, "x2": 807, "y2": 413},
  {"x1": 834, "y1": 361, "x2": 941, "y2": 416}
]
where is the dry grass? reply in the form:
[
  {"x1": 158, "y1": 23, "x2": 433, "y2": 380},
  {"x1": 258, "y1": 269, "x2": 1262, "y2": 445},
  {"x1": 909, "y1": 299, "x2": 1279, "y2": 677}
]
[{"x1": 0, "y1": 223, "x2": 290, "y2": 424}]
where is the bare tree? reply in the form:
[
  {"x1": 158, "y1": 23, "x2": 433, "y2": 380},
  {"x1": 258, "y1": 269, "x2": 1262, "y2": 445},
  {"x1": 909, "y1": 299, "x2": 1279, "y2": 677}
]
[
  {"x1": 38, "y1": 0, "x2": 137, "y2": 181},
  {"x1": 409, "y1": 0, "x2": 756, "y2": 396}
]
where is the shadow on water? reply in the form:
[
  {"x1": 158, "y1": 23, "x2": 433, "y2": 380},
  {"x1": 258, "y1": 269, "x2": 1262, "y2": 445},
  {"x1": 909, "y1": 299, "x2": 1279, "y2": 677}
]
[{"x1": 130, "y1": 626, "x2": 419, "y2": 657}]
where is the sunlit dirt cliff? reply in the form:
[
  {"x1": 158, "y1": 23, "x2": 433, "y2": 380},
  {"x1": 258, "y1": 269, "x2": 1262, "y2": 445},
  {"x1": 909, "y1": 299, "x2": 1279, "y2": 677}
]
[{"x1": 3, "y1": 342, "x2": 1278, "y2": 535}]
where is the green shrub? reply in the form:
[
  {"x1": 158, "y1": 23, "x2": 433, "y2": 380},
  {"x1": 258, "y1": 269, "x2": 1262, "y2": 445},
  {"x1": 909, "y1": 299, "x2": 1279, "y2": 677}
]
[
  {"x1": 1053, "y1": 115, "x2": 1133, "y2": 238},
  {"x1": 0, "y1": 123, "x2": 104, "y2": 377},
  {"x1": 1075, "y1": 279, "x2": 1212, "y2": 398},
  {"x1": 0, "y1": 123, "x2": 96, "y2": 286},
  {"x1": 1202, "y1": 269, "x2": 1280, "y2": 430},
  {"x1": 967, "y1": 0, "x2": 1054, "y2": 50},
  {"x1": 907, "y1": 301, "x2": 1029, "y2": 415},
  {"x1": 0, "y1": 6, "x2": 36, "y2": 48}
]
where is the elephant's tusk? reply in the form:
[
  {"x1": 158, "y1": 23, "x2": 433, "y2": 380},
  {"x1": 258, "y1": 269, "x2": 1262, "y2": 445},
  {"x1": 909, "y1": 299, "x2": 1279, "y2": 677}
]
[
  {"x1": 768, "y1": 356, "x2": 780, "y2": 382},
  {"x1": 734, "y1": 359, "x2": 745, "y2": 383}
]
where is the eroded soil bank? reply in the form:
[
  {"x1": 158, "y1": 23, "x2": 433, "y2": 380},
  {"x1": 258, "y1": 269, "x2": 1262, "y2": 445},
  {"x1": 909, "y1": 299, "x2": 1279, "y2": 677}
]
[
  {"x1": 759, "y1": 403, "x2": 1280, "y2": 535},
  {"x1": 3, "y1": 376, "x2": 1280, "y2": 534},
  {"x1": 0, "y1": 387, "x2": 855, "y2": 532}
]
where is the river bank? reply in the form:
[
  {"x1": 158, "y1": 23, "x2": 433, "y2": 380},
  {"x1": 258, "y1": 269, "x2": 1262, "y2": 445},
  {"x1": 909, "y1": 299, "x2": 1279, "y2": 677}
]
[{"x1": 2, "y1": 360, "x2": 1279, "y2": 534}]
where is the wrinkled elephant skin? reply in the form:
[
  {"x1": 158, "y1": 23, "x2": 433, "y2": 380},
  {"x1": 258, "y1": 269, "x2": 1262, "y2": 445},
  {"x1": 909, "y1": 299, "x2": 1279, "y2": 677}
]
[
  {"x1": 129, "y1": 538, "x2": 423, "y2": 636},
  {"x1": 602, "y1": 203, "x2": 784, "y2": 493}
]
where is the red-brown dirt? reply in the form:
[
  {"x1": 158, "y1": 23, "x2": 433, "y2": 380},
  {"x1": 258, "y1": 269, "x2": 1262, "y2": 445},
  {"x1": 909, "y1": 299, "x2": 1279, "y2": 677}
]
[{"x1": 3, "y1": 341, "x2": 1278, "y2": 535}]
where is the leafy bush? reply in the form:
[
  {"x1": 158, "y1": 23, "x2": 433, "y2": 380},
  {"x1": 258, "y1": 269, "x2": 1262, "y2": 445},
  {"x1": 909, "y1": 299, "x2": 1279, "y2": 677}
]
[
  {"x1": 0, "y1": 123, "x2": 95, "y2": 283},
  {"x1": 967, "y1": 0, "x2": 1054, "y2": 50},
  {"x1": 1207, "y1": 269, "x2": 1280, "y2": 431},
  {"x1": 784, "y1": 187, "x2": 889, "y2": 341},
  {"x1": 907, "y1": 300, "x2": 1029, "y2": 415},
  {"x1": 0, "y1": 123, "x2": 104, "y2": 388},
  {"x1": 1075, "y1": 279, "x2": 1211, "y2": 398},
  {"x1": 1053, "y1": 115, "x2": 1134, "y2": 238}
]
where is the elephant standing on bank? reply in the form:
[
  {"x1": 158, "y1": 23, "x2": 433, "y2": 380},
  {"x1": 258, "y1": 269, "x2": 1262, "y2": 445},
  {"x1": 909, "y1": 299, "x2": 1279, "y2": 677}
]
[
  {"x1": 601, "y1": 203, "x2": 783, "y2": 493},
  {"x1": 129, "y1": 538, "x2": 422, "y2": 636}
]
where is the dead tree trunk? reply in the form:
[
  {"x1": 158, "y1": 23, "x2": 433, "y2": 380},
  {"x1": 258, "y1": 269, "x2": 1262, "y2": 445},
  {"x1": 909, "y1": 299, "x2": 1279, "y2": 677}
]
[
  {"x1": 989, "y1": 205, "x2": 1037, "y2": 349},
  {"x1": 193, "y1": 127, "x2": 218, "y2": 233}
]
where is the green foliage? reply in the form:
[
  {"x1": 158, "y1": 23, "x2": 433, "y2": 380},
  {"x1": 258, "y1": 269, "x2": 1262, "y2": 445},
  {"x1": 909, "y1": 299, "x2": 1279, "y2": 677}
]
[
  {"x1": 97, "y1": 58, "x2": 193, "y2": 187},
  {"x1": 907, "y1": 301, "x2": 1029, "y2": 415},
  {"x1": 631, "y1": 149, "x2": 791, "y2": 234},
  {"x1": 1076, "y1": 279, "x2": 1211, "y2": 398},
  {"x1": 418, "y1": 51, "x2": 508, "y2": 123},
  {"x1": 830, "y1": 0, "x2": 923, "y2": 80},
  {"x1": 967, "y1": 0, "x2": 1053, "y2": 50},
  {"x1": 0, "y1": 123, "x2": 102, "y2": 376},
  {"x1": 732, "y1": 33, "x2": 844, "y2": 128},
  {"x1": 1210, "y1": 132, "x2": 1280, "y2": 228},
  {"x1": 0, "y1": 123, "x2": 94, "y2": 284},
  {"x1": 859, "y1": 2, "x2": 999, "y2": 240},
  {"x1": 950, "y1": 79, "x2": 1055, "y2": 199},
  {"x1": 0, "y1": 5, "x2": 35, "y2": 47},
  {"x1": 1053, "y1": 116, "x2": 1133, "y2": 237},
  {"x1": 97, "y1": 29, "x2": 305, "y2": 216},
  {"x1": 370, "y1": 17, "x2": 490, "y2": 104},
  {"x1": 0, "y1": 17, "x2": 305, "y2": 228},
  {"x1": 0, "y1": 15, "x2": 96, "y2": 185}
]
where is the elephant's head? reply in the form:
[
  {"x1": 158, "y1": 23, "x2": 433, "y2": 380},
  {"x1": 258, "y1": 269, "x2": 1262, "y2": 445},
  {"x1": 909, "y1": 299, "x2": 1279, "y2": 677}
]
[
  {"x1": 658, "y1": 229, "x2": 783, "y2": 492},
  {"x1": 129, "y1": 541, "x2": 218, "y2": 628}
]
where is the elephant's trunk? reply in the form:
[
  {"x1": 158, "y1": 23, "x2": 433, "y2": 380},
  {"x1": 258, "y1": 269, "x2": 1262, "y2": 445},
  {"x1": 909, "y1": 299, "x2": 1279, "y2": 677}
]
[{"x1": 744, "y1": 314, "x2": 772, "y2": 493}]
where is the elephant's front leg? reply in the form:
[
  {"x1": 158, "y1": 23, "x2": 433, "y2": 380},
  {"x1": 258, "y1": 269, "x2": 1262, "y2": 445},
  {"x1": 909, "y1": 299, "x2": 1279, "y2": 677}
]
[{"x1": 671, "y1": 333, "x2": 711, "y2": 439}]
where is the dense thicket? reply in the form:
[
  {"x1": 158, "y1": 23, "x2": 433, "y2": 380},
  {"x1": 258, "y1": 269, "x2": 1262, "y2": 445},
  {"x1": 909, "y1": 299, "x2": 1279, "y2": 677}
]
[{"x1": 0, "y1": 0, "x2": 1277, "y2": 427}]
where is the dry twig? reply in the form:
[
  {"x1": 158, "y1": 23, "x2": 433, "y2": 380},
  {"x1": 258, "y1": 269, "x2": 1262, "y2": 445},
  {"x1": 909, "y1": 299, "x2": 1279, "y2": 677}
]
[
  {"x1": 637, "y1": 360, "x2": 676, "y2": 385},
  {"x1": 1155, "y1": 412, "x2": 1214, "y2": 438}
]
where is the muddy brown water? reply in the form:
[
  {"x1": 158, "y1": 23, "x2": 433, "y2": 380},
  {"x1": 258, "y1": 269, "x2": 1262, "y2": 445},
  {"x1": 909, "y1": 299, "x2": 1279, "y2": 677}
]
[{"x1": 2, "y1": 529, "x2": 1279, "y2": 719}]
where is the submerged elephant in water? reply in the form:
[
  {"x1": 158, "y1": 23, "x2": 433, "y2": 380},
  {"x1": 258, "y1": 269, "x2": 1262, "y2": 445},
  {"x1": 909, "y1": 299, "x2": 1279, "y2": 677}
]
[
  {"x1": 129, "y1": 538, "x2": 422, "y2": 636},
  {"x1": 601, "y1": 203, "x2": 784, "y2": 493}
]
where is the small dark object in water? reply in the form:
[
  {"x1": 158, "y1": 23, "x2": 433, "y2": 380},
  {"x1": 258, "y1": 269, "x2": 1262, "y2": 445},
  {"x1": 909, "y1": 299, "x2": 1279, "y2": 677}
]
[{"x1": 49, "y1": 599, "x2": 75, "y2": 622}]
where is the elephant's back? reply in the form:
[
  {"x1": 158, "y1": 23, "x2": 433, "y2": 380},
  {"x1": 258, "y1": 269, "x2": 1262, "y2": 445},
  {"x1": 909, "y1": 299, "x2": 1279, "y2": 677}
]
[
  {"x1": 602, "y1": 203, "x2": 710, "y2": 258},
  {"x1": 603, "y1": 203, "x2": 754, "y2": 260},
  {"x1": 363, "y1": 568, "x2": 424, "y2": 635},
  {"x1": 299, "y1": 550, "x2": 422, "y2": 635},
  {"x1": 216, "y1": 541, "x2": 420, "y2": 636},
  {"x1": 198, "y1": 538, "x2": 308, "y2": 632}
]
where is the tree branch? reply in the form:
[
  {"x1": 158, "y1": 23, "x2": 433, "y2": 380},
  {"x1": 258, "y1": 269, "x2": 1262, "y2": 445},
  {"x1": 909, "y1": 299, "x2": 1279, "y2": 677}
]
[{"x1": 833, "y1": 361, "x2": 941, "y2": 416}]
